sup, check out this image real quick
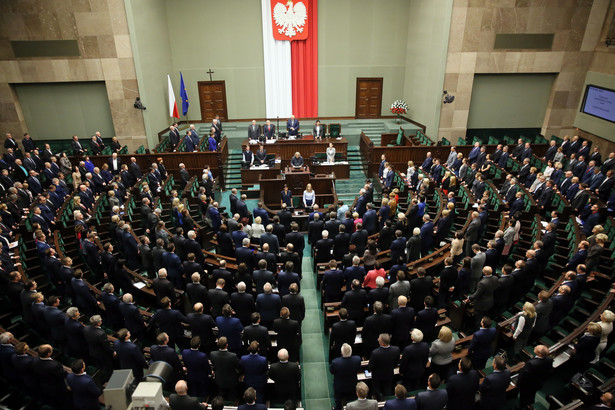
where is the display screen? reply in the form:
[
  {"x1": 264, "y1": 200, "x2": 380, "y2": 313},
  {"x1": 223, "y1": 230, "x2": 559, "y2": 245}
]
[{"x1": 581, "y1": 84, "x2": 615, "y2": 123}]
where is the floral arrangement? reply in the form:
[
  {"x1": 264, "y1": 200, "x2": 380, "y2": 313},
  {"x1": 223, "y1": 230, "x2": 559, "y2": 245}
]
[{"x1": 390, "y1": 100, "x2": 408, "y2": 115}]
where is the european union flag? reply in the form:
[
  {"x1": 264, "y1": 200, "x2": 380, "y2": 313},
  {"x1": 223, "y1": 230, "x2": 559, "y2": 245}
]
[{"x1": 180, "y1": 72, "x2": 189, "y2": 116}]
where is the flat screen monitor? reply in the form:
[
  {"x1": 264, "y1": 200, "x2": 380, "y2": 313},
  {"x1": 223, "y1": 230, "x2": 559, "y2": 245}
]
[{"x1": 580, "y1": 84, "x2": 615, "y2": 123}]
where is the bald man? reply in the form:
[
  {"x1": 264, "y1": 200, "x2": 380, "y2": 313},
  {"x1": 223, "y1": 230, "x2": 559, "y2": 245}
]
[
  {"x1": 169, "y1": 380, "x2": 207, "y2": 409},
  {"x1": 517, "y1": 345, "x2": 554, "y2": 408}
]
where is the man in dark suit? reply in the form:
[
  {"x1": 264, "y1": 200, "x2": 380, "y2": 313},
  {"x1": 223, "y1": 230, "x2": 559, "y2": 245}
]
[
  {"x1": 329, "y1": 308, "x2": 357, "y2": 360},
  {"x1": 236, "y1": 238, "x2": 256, "y2": 272},
  {"x1": 282, "y1": 283, "x2": 305, "y2": 323},
  {"x1": 415, "y1": 295, "x2": 439, "y2": 344},
  {"x1": 216, "y1": 304, "x2": 244, "y2": 354},
  {"x1": 253, "y1": 259, "x2": 276, "y2": 294},
  {"x1": 308, "y1": 213, "x2": 325, "y2": 245},
  {"x1": 210, "y1": 337, "x2": 240, "y2": 401},
  {"x1": 181, "y1": 336, "x2": 212, "y2": 399},
  {"x1": 273, "y1": 307, "x2": 301, "y2": 361},
  {"x1": 410, "y1": 268, "x2": 434, "y2": 312},
  {"x1": 71, "y1": 269, "x2": 99, "y2": 316},
  {"x1": 415, "y1": 373, "x2": 448, "y2": 410},
  {"x1": 71, "y1": 135, "x2": 85, "y2": 156},
  {"x1": 231, "y1": 281, "x2": 256, "y2": 325},
  {"x1": 330, "y1": 343, "x2": 362, "y2": 410},
  {"x1": 256, "y1": 283, "x2": 282, "y2": 329},
  {"x1": 322, "y1": 260, "x2": 345, "y2": 302},
  {"x1": 186, "y1": 302, "x2": 217, "y2": 353},
  {"x1": 186, "y1": 272, "x2": 208, "y2": 307},
  {"x1": 517, "y1": 345, "x2": 553, "y2": 408},
  {"x1": 150, "y1": 332, "x2": 186, "y2": 384},
  {"x1": 468, "y1": 316, "x2": 496, "y2": 370},
  {"x1": 119, "y1": 293, "x2": 147, "y2": 341},
  {"x1": 286, "y1": 222, "x2": 305, "y2": 256},
  {"x1": 84, "y1": 315, "x2": 115, "y2": 379},
  {"x1": 479, "y1": 356, "x2": 511, "y2": 410},
  {"x1": 466, "y1": 267, "x2": 498, "y2": 331},
  {"x1": 286, "y1": 115, "x2": 299, "y2": 137},
  {"x1": 369, "y1": 333, "x2": 400, "y2": 401},
  {"x1": 391, "y1": 295, "x2": 415, "y2": 348},
  {"x1": 362, "y1": 203, "x2": 377, "y2": 234},
  {"x1": 34, "y1": 344, "x2": 69, "y2": 408},
  {"x1": 342, "y1": 279, "x2": 369, "y2": 325},
  {"x1": 206, "y1": 278, "x2": 230, "y2": 318},
  {"x1": 114, "y1": 328, "x2": 148, "y2": 380},
  {"x1": 240, "y1": 342, "x2": 268, "y2": 404},
  {"x1": 169, "y1": 380, "x2": 207, "y2": 410},
  {"x1": 350, "y1": 223, "x2": 368, "y2": 256},
  {"x1": 263, "y1": 120, "x2": 275, "y2": 139},
  {"x1": 361, "y1": 301, "x2": 393, "y2": 358},
  {"x1": 243, "y1": 312, "x2": 272, "y2": 357},
  {"x1": 400, "y1": 329, "x2": 430, "y2": 391},
  {"x1": 464, "y1": 212, "x2": 481, "y2": 255},
  {"x1": 64, "y1": 307, "x2": 89, "y2": 358},
  {"x1": 168, "y1": 124, "x2": 181, "y2": 150},
  {"x1": 43, "y1": 295, "x2": 67, "y2": 348},
  {"x1": 446, "y1": 357, "x2": 479, "y2": 410},
  {"x1": 153, "y1": 269, "x2": 176, "y2": 306},
  {"x1": 150, "y1": 296, "x2": 188, "y2": 350},
  {"x1": 269, "y1": 348, "x2": 301, "y2": 404}
]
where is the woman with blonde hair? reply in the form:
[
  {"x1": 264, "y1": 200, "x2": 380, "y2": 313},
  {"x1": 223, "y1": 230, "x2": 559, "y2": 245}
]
[
  {"x1": 573, "y1": 322, "x2": 602, "y2": 370},
  {"x1": 72, "y1": 165, "x2": 82, "y2": 189},
  {"x1": 429, "y1": 326, "x2": 455, "y2": 381},
  {"x1": 513, "y1": 302, "x2": 536, "y2": 356},
  {"x1": 251, "y1": 216, "x2": 265, "y2": 238},
  {"x1": 595, "y1": 310, "x2": 615, "y2": 361},
  {"x1": 303, "y1": 183, "x2": 315, "y2": 208}
]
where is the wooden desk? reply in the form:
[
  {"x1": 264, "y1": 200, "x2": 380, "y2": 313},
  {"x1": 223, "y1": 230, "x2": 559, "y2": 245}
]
[
  {"x1": 241, "y1": 163, "x2": 281, "y2": 185},
  {"x1": 312, "y1": 163, "x2": 350, "y2": 179},
  {"x1": 241, "y1": 137, "x2": 348, "y2": 159}
]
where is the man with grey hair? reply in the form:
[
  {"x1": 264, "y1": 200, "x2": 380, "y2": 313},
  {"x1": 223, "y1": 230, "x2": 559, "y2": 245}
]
[
  {"x1": 186, "y1": 272, "x2": 207, "y2": 307},
  {"x1": 330, "y1": 342, "x2": 362, "y2": 410},
  {"x1": 119, "y1": 293, "x2": 147, "y2": 340},
  {"x1": 369, "y1": 333, "x2": 400, "y2": 401},
  {"x1": 400, "y1": 328, "x2": 429, "y2": 390},
  {"x1": 184, "y1": 230, "x2": 204, "y2": 265},
  {"x1": 230, "y1": 281, "x2": 256, "y2": 325},
  {"x1": 346, "y1": 381, "x2": 378, "y2": 410},
  {"x1": 83, "y1": 315, "x2": 115, "y2": 378},
  {"x1": 269, "y1": 348, "x2": 301, "y2": 404},
  {"x1": 406, "y1": 227, "x2": 422, "y2": 262},
  {"x1": 260, "y1": 223, "x2": 280, "y2": 255},
  {"x1": 0, "y1": 332, "x2": 14, "y2": 379},
  {"x1": 255, "y1": 283, "x2": 281, "y2": 329}
]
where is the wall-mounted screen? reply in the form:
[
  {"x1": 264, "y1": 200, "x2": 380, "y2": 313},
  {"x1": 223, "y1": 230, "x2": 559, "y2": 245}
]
[{"x1": 581, "y1": 84, "x2": 615, "y2": 123}]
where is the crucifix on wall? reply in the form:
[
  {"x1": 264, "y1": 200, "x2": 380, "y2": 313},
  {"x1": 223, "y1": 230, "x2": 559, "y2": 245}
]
[{"x1": 207, "y1": 69, "x2": 215, "y2": 81}]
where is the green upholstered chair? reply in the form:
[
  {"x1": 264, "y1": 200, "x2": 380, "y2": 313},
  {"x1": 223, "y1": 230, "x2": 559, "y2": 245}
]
[{"x1": 328, "y1": 123, "x2": 341, "y2": 138}]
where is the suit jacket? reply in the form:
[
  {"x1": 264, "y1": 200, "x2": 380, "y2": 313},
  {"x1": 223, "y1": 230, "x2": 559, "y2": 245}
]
[
  {"x1": 446, "y1": 370, "x2": 480, "y2": 410},
  {"x1": 83, "y1": 325, "x2": 114, "y2": 359},
  {"x1": 186, "y1": 312, "x2": 217, "y2": 350},
  {"x1": 240, "y1": 353, "x2": 268, "y2": 388},
  {"x1": 468, "y1": 327, "x2": 496, "y2": 363},
  {"x1": 256, "y1": 293, "x2": 282, "y2": 323},
  {"x1": 34, "y1": 357, "x2": 68, "y2": 398},
  {"x1": 169, "y1": 394, "x2": 206, "y2": 410},
  {"x1": 369, "y1": 345, "x2": 400, "y2": 382},
  {"x1": 150, "y1": 308, "x2": 187, "y2": 340},
  {"x1": 152, "y1": 277, "x2": 175, "y2": 306},
  {"x1": 208, "y1": 288, "x2": 230, "y2": 317},
  {"x1": 362, "y1": 313, "x2": 393, "y2": 356},
  {"x1": 231, "y1": 292, "x2": 256, "y2": 325},
  {"x1": 330, "y1": 319, "x2": 357, "y2": 357},
  {"x1": 330, "y1": 355, "x2": 362, "y2": 394},
  {"x1": 479, "y1": 370, "x2": 511, "y2": 410},
  {"x1": 469, "y1": 275, "x2": 498, "y2": 312},
  {"x1": 210, "y1": 350, "x2": 239, "y2": 386},
  {"x1": 269, "y1": 361, "x2": 301, "y2": 401},
  {"x1": 347, "y1": 399, "x2": 379, "y2": 410},
  {"x1": 150, "y1": 344, "x2": 184, "y2": 378},
  {"x1": 243, "y1": 323, "x2": 271, "y2": 355},
  {"x1": 391, "y1": 306, "x2": 414, "y2": 346},
  {"x1": 517, "y1": 356, "x2": 553, "y2": 391},
  {"x1": 216, "y1": 316, "x2": 243, "y2": 351},
  {"x1": 114, "y1": 339, "x2": 148, "y2": 379},
  {"x1": 410, "y1": 277, "x2": 434, "y2": 311},
  {"x1": 415, "y1": 389, "x2": 448, "y2": 410},
  {"x1": 263, "y1": 124, "x2": 275, "y2": 138},
  {"x1": 119, "y1": 302, "x2": 146, "y2": 336},
  {"x1": 182, "y1": 348, "x2": 212, "y2": 384}
]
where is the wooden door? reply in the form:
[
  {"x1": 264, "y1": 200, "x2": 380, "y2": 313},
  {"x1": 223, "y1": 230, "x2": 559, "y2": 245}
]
[
  {"x1": 198, "y1": 81, "x2": 228, "y2": 121},
  {"x1": 355, "y1": 77, "x2": 383, "y2": 118}
]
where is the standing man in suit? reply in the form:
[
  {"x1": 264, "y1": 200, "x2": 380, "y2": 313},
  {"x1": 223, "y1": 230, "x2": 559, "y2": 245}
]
[
  {"x1": 446, "y1": 357, "x2": 479, "y2": 410},
  {"x1": 517, "y1": 345, "x2": 553, "y2": 408},
  {"x1": 470, "y1": 244, "x2": 486, "y2": 292},
  {"x1": 479, "y1": 356, "x2": 511, "y2": 410},
  {"x1": 287, "y1": 115, "x2": 300, "y2": 138},
  {"x1": 313, "y1": 120, "x2": 324, "y2": 140},
  {"x1": 114, "y1": 328, "x2": 148, "y2": 380},
  {"x1": 369, "y1": 333, "x2": 401, "y2": 401},
  {"x1": 210, "y1": 337, "x2": 239, "y2": 401},
  {"x1": 169, "y1": 124, "x2": 180, "y2": 151},
  {"x1": 466, "y1": 267, "x2": 498, "y2": 331},
  {"x1": 346, "y1": 382, "x2": 378, "y2": 410},
  {"x1": 263, "y1": 120, "x2": 275, "y2": 139},
  {"x1": 269, "y1": 349, "x2": 301, "y2": 404},
  {"x1": 67, "y1": 359, "x2": 103, "y2": 410},
  {"x1": 415, "y1": 374, "x2": 448, "y2": 410},
  {"x1": 468, "y1": 316, "x2": 496, "y2": 370},
  {"x1": 248, "y1": 120, "x2": 260, "y2": 140},
  {"x1": 169, "y1": 380, "x2": 207, "y2": 410},
  {"x1": 240, "y1": 341, "x2": 269, "y2": 403},
  {"x1": 72, "y1": 135, "x2": 85, "y2": 156},
  {"x1": 330, "y1": 343, "x2": 362, "y2": 410},
  {"x1": 465, "y1": 212, "x2": 481, "y2": 255},
  {"x1": 84, "y1": 315, "x2": 115, "y2": 380},
  {"x1": 181, "y1": 336, "x2": 211, "y2": 399}
]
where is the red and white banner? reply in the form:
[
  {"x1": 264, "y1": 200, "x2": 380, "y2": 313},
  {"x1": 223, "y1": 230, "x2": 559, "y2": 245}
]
[
  {"x1": 271, "y1": 0, "x2": 309, "y2": 41},
  {"x1": 167, "y1": 74, "x2": 179, "y2": 119},
  {"x1": 263, "y1": 0, "x2": 318, "y2": 118}
]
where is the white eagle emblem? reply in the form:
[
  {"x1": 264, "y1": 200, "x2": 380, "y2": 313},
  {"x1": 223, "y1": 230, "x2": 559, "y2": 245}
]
[{"x1": 273, "y1": 1, "x2": 307, "y2": 38}]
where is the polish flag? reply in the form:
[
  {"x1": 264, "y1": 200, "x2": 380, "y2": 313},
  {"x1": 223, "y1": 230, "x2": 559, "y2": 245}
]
[{"x1": 168, "y1": 74, "x2": 179, "y2": 119}]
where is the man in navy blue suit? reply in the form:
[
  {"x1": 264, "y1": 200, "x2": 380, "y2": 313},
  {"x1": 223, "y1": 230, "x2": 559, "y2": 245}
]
[
  {"x1": 445, "y1": 357, "x2": 479, "y2": 410},
  {"x1": 286, "y1": 115, "x2": 300, "y2": 137},
  {"x1": 150, "y1": 296, "x2": 188, "y2": 350},
  {"x1": 66, "y1": 359, "x2": 102, "y2": 410},
  {"x1": 238, "y1": 387, "x2": 267, "y2": 410},
  {"x1": 468, "y1": 316, "x2": 496, "y2": 370},
  {"x1": 216, "y1": 304, "x2": 244, "y2": 354},
  {"x1": 369, "y1": 333, "x2": 401, "y2": 401},
  {"x1": 479, "y1": 356, "x2": 511, "y2": 410},
  {"x1": 379, "y1": 155, "x2": 387, "y2": 178},
  {"x1": 384, "y1": 384, "x2": 417, "y2": 410},
  {"x1": 240, "y1": 341, "x2": 269, "y2": 403},
  {"x1": 517, "y1": 345, "x2": 553, "y2": 408},
  {"x1": 181, "y1": 336, "x2": 211, "y2": 399},
  {"x1": 119, "y1": 293, "x2": 147, "y2": 341},
  {"x1": 151, "y1": 332, "x2": 186, "y2": 384},
  {"x1": 71, "y1": 269, "x2": 99, "y2": 316},
  {"x1": 114, "y1": 328, "x2": 148, "y2": 380},
  {"x1": 400, "y1": 328, "x2": 430, "y2": 391},
  {"x1": 256, "y1": 283, "x2": 282, "y2": 329},
  {"x1": 330, "y1": 343, "x2": 362, "y2": 410},
  {"x1": 362, "y1": 203, "x2": 377, "y2": 234},
  {"x1": 420, "y1": 214, "x2": 434, "y2": 256},
  {"x1": 415, "y1": 373, "x2": 448, "y2": 410}
]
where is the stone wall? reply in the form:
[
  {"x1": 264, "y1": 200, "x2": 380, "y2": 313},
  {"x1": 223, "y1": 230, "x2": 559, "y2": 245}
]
[
  {"x1": 0, "y1": 0, "x2": 147, "y2": 151},
  {"x1": 438, "y1": 0, "x2": 609, "y2": 143}
]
